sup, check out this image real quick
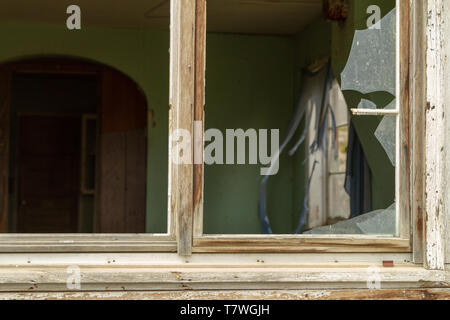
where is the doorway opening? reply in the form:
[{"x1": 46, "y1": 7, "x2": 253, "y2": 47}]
[{"x1": 0, "y1": 58, "x2": 148, "y2": 233}]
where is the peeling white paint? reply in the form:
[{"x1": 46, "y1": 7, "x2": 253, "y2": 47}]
[{"x1": 425, "y1": 0, "x2": 447, "y2": 270}]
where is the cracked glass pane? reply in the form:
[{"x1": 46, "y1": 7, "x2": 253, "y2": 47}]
[
  {"x1": 341, "y1": 8, "x2": 396, "y2": 109},
  {"x1": 202, "y1": 0, "x2": 398, "y2": 236},
  {"x1": 375, "y1": 115, "x2": 396, "y2": 167}
]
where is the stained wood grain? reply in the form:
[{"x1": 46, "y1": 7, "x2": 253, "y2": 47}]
[
  {"x1": 170, "y1": 0, "x2": 196, "y2": 255},
  {"x1": 399, "y1": 0, "x2": 411, "y2": 241},
  {"x1": 2, "y1": 289, "x2": 448, "y2": 300},
  {"x1": 0, "y1": 265, "x2": 446, "y2": 292},
  {"x1": 193, "y1": 0, "x2": 206, "y2": 238},
  {"x1": 410, "y1": 0, "x2": 426, "y2": 264}
]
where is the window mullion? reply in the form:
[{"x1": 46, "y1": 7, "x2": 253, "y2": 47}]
[{"x1": 169, "y1": 0, "x2": 196, "y2": 256}]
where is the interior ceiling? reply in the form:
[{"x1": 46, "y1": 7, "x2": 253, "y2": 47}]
[{"x1": 0, "y1": 0, "x2": 323, "y2": 35}]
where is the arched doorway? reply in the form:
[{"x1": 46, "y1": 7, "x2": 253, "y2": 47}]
[{"x1": 0, "y1": 57, "x2": 147, "y2": 233}]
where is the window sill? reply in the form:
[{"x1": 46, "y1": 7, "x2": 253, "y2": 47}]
[{"x1": 0, "y1": 254, "x2": 447, "y2": 293}]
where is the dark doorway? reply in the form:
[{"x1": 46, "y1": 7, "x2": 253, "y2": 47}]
[
  {"x1": 17, "y1": 116, "x2": 81, "y2": 233},
  {"x1": 0, "y1": 58, "x2": 148, "y2": 233},
  {"x1": 10, "y1": 70, "x2": 99, "y2": 233}
]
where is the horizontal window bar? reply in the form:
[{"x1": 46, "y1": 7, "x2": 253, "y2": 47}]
[{"x1": 350, "y1": 109, "x2": 399, "y2": 116}]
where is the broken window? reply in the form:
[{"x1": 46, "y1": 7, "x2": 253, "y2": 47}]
[
  {"x1": 199, "y1": 0, "x2": 399, "y2": 237},
  {"x1": 0, "y1": 0, "x2": 413, "y2": 255}
]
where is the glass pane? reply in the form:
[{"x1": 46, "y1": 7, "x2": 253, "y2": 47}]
[
  {"x1": 340, "y1": 3, "x2": 397, "y2": 110},
  {"x1": 305, "y1": 116, "x2": 396, "y2": 235},
  {"x1": 203, "y1": 0, "x2": 398, "y2": 235}
]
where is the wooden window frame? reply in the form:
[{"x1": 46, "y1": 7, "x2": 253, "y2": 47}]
[
  {"x1": 0, "y1": 44, "x2": 178, "y2": 252},
  {"x1": 0, "y1": 1, "x2": 447, "y2": 297},
  {"x1": 183, "y1": 0, "x2": 433, "y2": 259},
  {"x1": 0, "y1": 1, "x2": 445, "y2": 273}
]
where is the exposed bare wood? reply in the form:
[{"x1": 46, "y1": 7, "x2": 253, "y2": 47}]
[
  {"x1": 170, "y1": 0, "x2": 196, "y2": 256},
  {"x1": 0, "y1": 233, "x2": 172, "y2": 241},
  {"x1": 448, "y1": 208, "x2": 450, "y2": 264},
  {"x1": 441, "y1": 1, "x2": 450, "y2": 267},
  {"x1": 446, "y1": 248, "x2": 449, "y2": 265},
  {"x1": 193, "y1": 236, "x2": 410, "y2": 253},
  {"x1": 425, "y1": 0, "x2": 446, "y2": 270},
  {"x1": 167, "y1": 104, "x2": 175, "y2": 238},
  {"x1": 2, "y1": 289, "x2": 449, "y2": 300},
  {"x1": 168, "y1": 0, "x2": 179, "y2": 251},
  {"x1": 398, "y1": 0, "x2": 411, "y2": 241},
  {"x1": 0, "y1": 266, "x2": 446, "y2": 292},
  {"x1": 193, "y1": 0, "x2": 206, "y2": 237},
  {"x1": 192, "y1": 247, "x2": 408, "y2": 254},
  {"x1": 168, "y1": 0, "x2": 179, "y2": 241},
  {"x1": 0, "y1": 68, "x2": 10, "y2": 233},
  {"x1": 0, "y1": 235, "x2": 176, "y2": 253},
  {"x1": 411, "y1": 0, "x2": 426, "y2": 264}
]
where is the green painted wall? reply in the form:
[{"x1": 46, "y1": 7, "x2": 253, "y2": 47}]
[
  {"x1": 0, "y1": 23, "x2": 301, "y2": 234},
  {"x1": 295, "y1": 18, "x2": 332, "y2": 69},
  {"x1": 0, "y1": 22, "x2": 170, "y2": 233},
  {"x1": 1, "y1": 0, "x2": 397, "y2": 234},
  {"x1": 204, "y1": 33, "x2": 296, "y2": 234}
]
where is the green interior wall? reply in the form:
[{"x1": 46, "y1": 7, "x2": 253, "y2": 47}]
[
  {"x1": 203, "y1": 33, "x2": 296, "y2": 234},
  {"x1": 0, "y1": 22, "x2": 300, "y2": 235},
  {"x1": 1, "y1": 0, "x2": 397, "y2": 234},
  {"x1": 0, "y1": 22, "x2": 170, "y2": 233}
]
